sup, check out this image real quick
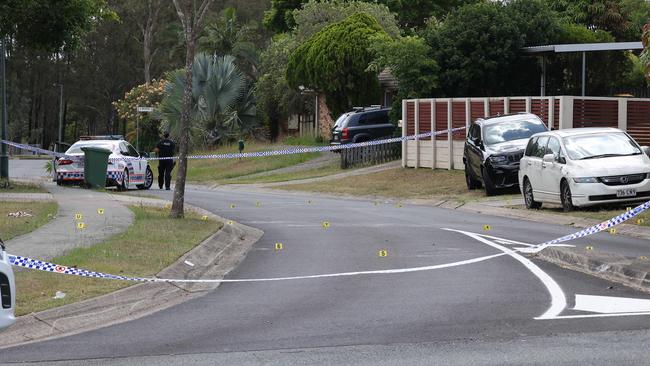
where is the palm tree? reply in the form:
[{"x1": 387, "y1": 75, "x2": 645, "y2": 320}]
[{"x1": 159, "y1": 53, "x2": 258, "y2": 146}]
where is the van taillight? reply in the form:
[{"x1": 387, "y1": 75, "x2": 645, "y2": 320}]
[
  {"x1": 342, "y1": 128, "x2": 349, "y2": 140},
  {"x1": 58, "y1": 159, "x2": 73, "y2": 165}
]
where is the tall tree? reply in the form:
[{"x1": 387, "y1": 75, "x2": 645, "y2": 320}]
[
  {"x1": 170, "y1": 0, "x2": 214, "y2": 218},
  {"x1": 263, "y1": 0, "x2": 306, "y2": 33},
  {"x1": 546, "y1": 0, "x2": 632, "y2": 41},
  {"x1": 287, "y1": 13, "x2": 390, "y2": 117},
  {"x1": 642, "y1": 20, "x2": 650, "y2": 83}
]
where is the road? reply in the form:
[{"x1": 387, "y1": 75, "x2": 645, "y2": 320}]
[{"x1": 4, "y1": 162, "x2": 650, "y2": 364}]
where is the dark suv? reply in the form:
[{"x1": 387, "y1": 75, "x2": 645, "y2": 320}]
[
  {"x1": 463, "y1": 113, "x2": 547, "y2": 196},
  {"x1": 330, "y1": 106, "x2": 395, "y2": 145}
]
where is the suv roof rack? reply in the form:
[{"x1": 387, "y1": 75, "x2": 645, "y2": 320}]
[
  {"x1": 351, "y1": 105, "x2": 384, "y2": 113},
  {"x1": 79, "y1": 135, "x2": 124, "y2": 141}
]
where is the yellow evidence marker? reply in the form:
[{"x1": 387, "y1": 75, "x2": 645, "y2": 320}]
[
  {"x1": 609, "y1": 228, "x2": 617, "y2": 235},
  {"x1": 396, "y1": 203, "x2": 403, "y2": 208},
  {"x1": 74, "y1": 213, "x2": 83, "y2": 220},
  {"x1": 201, "y1": 215, "x2": 209, "y2": 221},
  {"x1": 378, "y1": 250, "x2": 388, "y2": 257},
  {"x1": 77, "y1": 222, "x2": 86, "y2": 230},
  {"x1": 586, "y1": 245, "x2": 594, "y2": 251},
  {"x1": 322, "y1": 221, "x2": 330, "y2": 229},
  {"x1": 97, "y1": 208, "x2": 104, "y2": 215},
  {"x1": 626, "y1": 207, "x2": 632, "y2": 211},
  {"x1": 483, "y1": 224, "x2": 491, "y2": 231},
  {"x1": 640, "y1": 256, "x2": 648, "y2": 261},
  {"x1": 637, "y1": 218, "x2": 645, "y2": 225},
  {"x1": 275, "y1": 242, "x2": 283, "y2": 250},
  {"x1": 256, "y1": 201, "x2": 261, "y2": 207},
  {"x1": 230, "y1": 204, "x2": 236, "y2": 209},
  {"x1": 227, "y1": 220, "x2": 234, "y2": 225}
]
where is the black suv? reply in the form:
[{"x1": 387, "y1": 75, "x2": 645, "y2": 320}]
[
  {"x1": 330, "y1": 106, "x2": 395, "y2": 145},
  {"x1": 463, "y1": 113, "x2": 547, "y2": 196}
]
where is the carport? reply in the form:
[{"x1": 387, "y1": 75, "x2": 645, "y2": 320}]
[{"x1": 523, "y1": 42, "x2": 643, "y2": 96}]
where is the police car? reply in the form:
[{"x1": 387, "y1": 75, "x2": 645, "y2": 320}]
[
  {"x1": 0, "y1": 240, "x2": 16, "y2": 331},
  {"x1": 54, "y1": 136, "x2": 154, "y2": 190}
]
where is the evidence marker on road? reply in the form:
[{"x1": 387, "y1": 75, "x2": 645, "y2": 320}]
[
  {"x1": 227, "y1": 220, "x2": 234, "y2": 225},
  {"x1": 378, "y1": 250, "x2": 388, "y2": 257},
  {"x1": 586, "y1": 245, "x2": 594, "y2": 251},
  {"x1": 638, "y1": 218, "x2": 645, "y2": 225},
  {"x1": 275, "y1": 242, "x2": 283, "y2": 251},
  {"x1": 609, "y1": 228, "x2": 617, "y2": 235},
  {"x1": 201, "y1": 215, "x2": 209, "y2": 221},
  {"x1": 97, "y1": 208, "x2": 104, "y2": 215},
  {"x1": 77, "y1": 222, "x2": 86, "y2": 230},
  {"x1": 230, "y1": 204, "x2": 236, "y2": 209},
  {"x1": 255, "y1": 201, "x2": 261, "y2": 207},
  {"x1": 75, "y1": 213, "x2": 83, "y2": 220},
  {"x1": 483, "y1": 224, "x2": 491, "y2": 231},
  {"x1": 322, "y1": 221, "x2": 330, "y2": 229}
]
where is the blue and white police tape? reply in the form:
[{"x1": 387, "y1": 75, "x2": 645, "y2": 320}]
[
  {"x1": 517, "y1": 198, "x2": 650, "y2": 253},
  {"x1": 1, "y1": 127, "x2": 465, "y2": 162},
  {"x1": 8, "y1": 199, "x2": 650, "y2": 282}
]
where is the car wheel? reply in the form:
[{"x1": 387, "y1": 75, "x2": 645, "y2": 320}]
[
  {"x1": 561, "y1": 180, "x2": 574, "y2": 212},
  {"x1": 137, "y1": 166, "x2": 153, "y2": 190},
  {"x1": 118, "y1": 169, "x2": 129, "y2": 191},
  {"x1": 523, "y1": 178, "x2": 542, "y2": 209},
  {"x1": 481, "y1": 167, "x2": 497, "y2": 196},
  {"x1": 465, "y1": 167, "x2": 481, "y2": 190}
]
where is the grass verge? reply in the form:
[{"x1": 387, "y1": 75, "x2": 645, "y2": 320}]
[
  {"x1": 14, "y1": 205, "x2": 221, "y2": 316},
  {"x1": 0, "y1": 201, "x2": 58, "y2": 241},
  {"x1": 508, "y1": 203, "x2": 650, "y2": 227},
  {"x1": 276, "y1": 167, "x2": 519, "y2": 202},
  {"x1": 226, "y1": 161, "x2": 344, "y2": 184},
  {"x1": 0, "y1": 180, "x2": 48, "y2": 193},
  {"x1": 157, "y1": 141, "x2": 322, "y2": 184}
]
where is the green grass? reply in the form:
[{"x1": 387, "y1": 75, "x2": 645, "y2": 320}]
[
  {"x1": 0, "y1": 180, "x2": 48, "y2": 193},
  {"x1": 282, "y1": 135, "x2": 327, "y2": 146},
  {"x1": 226, "y1": 162, "x2": 344, "y2": 184},
  {"x1": 276, "y1": 167, "x2": 519, "y2": 202},
  {"x1": 14, "y1": 206, "x2": 221, "y2": 315},
  {"x1": 0, "y1": 201, "x2": 58, "y2": 241},
  {"x1": 510, "y1": 202, "x2": 650, "y2": 227},
  {"x1": 172, "y1": 142, "x2": 321, "y2": 183}
]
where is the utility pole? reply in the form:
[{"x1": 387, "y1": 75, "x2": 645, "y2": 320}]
[
  {"x1": 57, "y1": 84, "x2": 64, "y2": 152},
  {"x1": 0, "y1": 37, "x2": 8, "y2": 180}
]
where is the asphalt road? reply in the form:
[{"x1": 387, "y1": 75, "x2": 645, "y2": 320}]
[{"x1": 4, "y1": 167, "x2": 650, "y2": 364}]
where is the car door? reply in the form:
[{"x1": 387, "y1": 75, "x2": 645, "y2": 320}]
[
  {"x1": 125, "y1": 142, "x2": 145, "y2": 183},
  {"x1": 466, "y1": 124, "x2": 483, "y2": 178},
  {"x1": 538, "y1": 136, "x2": 564, "y2": 203},
  {"x1": 524, "y1": 136, "x2": 548, "y2": 199}
]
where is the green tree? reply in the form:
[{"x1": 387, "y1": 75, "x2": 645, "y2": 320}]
[
  {"x1": 369, "y1": 35, "x2": 438, "y2": 121},
  {"x1": 0, "y1": 0, "x2": 115, "y2": 51},
  {"x1": 158, "y1": 54, "x2": 247, "y2": 146},
  {"x1": 199, "y1": 7, "x2": 261, "y2": 79},
  {"x1": 546, "y1": 0, "x2": 633, "y2": 41},
  {"x1": 263, "y1": 0, "x2": 306, "y2": 33},
  {"x1": 427, "y1": 2, "x2": 524, "y2": 96},
  {"x1": 377, "y1": 0, "x2": 480, "y2": 31},
  {"x1": 287, "y1": 13, "x2": 391, "y2": 118}
]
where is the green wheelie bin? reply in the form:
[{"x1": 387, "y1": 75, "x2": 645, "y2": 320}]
[{"x1": 81, "y1": 146, "x2": 111, "y2": 189}]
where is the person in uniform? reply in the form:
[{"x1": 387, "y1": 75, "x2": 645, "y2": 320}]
[{"x1": 154, "y1": 132, "x2": 176, "y2": 190}]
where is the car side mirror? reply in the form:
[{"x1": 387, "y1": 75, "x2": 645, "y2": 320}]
[
  {"x1": 557, "y1": 156, "x2": 566, "y2": 164},
  {"x1": 543, "y1": 154, "x2": 555, "y2": 163},
  {"x1": 641, "y1": 146, "x2": 650, "y2": 157},
  {"x1": 139, "y1": 151, "x2": 150, "y2": 158}
]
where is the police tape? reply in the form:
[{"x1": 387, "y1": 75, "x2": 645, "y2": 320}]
[
  {"x1": 7, "y1": 198, "x2": 650, "y2": 282},
  {"x1": 0, "y1": 127, "x2": 466, "y2": 162}
]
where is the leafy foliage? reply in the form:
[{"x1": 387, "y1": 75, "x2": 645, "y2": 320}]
[
  {"x1": 376, "y1": 0, "x2": 480, "y2": 31},
  {"x1": 263, "y1": 0, "x2": 306, "y2": 33},
  {"x1": 113, "y1": 79, "x2": 168, "y2": 151},
  {"x1": 158, "y1": 54, "x2": 259, "y2": 146},
  {"x1": 546, "y1": 0, "x2": 633, "y2": 41},
  {"x1": 287, "y1": 13, "x2": 390, "y2": 117},
  {"x1": 0, "y1": 0, "x2": 115, "y2": 51}
]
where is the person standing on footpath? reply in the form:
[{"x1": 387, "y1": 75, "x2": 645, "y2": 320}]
[{"x1": 154, "y1": 132, "x2": 176, "y2": 190}]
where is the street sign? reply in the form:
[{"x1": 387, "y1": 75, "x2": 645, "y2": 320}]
[{"x1": 137, "y1": 106, "x2": 154, "y2": 113}]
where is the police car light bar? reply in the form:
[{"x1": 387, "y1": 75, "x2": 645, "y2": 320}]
[{"x1": 79, "y1": 135, "x2": 124, "y2": 141}]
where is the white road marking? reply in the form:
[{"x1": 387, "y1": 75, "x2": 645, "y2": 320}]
[
  {"x1": 545, "y1": 311, "x2": 650, "y2": 320},
  {"x1": 153, "y1": 253, "x2": 507, "y2": 283},
  {"x1": 442, "y1": 228, "x2": 567, "y2": 320},
  {"x1": 574, "y1": 294, "x2": 650, "y2": 314}
]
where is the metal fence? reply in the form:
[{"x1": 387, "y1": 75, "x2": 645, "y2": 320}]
[{"x1": 340, "y1": 141, "x2": 401, "y2": 169}]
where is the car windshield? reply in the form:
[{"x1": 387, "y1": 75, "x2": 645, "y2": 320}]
[
  {"x1": 66, "y1": 142, "x2": 115, "y2": 154},
  {"x1": 563, "y1": 133, "x2": 642, "y2": 160},
  {"x1": 483, "y1": 119, "x2": 546, "y2": 145}
]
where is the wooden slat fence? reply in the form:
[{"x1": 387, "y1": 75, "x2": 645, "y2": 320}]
[{"x1": 340, "y1": 142, "x2": 401, "y2": 169}]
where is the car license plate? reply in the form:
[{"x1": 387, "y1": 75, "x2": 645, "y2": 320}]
[{"x1": 617, "y1": 188, "x2": 636, "y2": 198}]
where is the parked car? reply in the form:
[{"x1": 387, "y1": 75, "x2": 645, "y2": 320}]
[
  {"x1": 464, "y1": 113, "x2": 547, "y2": 195},
  {"x1": 55, "y1": 136, "x2": 154, "y2": 191},
  {"x1": 519, "y1": 128, "x2": 650, "y2": 211},
  {"x1": 0, "y1": 241, "x2": 16, "y2": 332},
  {"x1": 330, "y1": 106, "x2": 395, "y2": 146}
]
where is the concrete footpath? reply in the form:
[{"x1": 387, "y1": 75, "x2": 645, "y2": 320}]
[
  {"x1": 2, "y1": 184, "x2": 133, "y2": 260},
  {"x1": 0, "y1": 187, "x2": 263, "y2": 349}
]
